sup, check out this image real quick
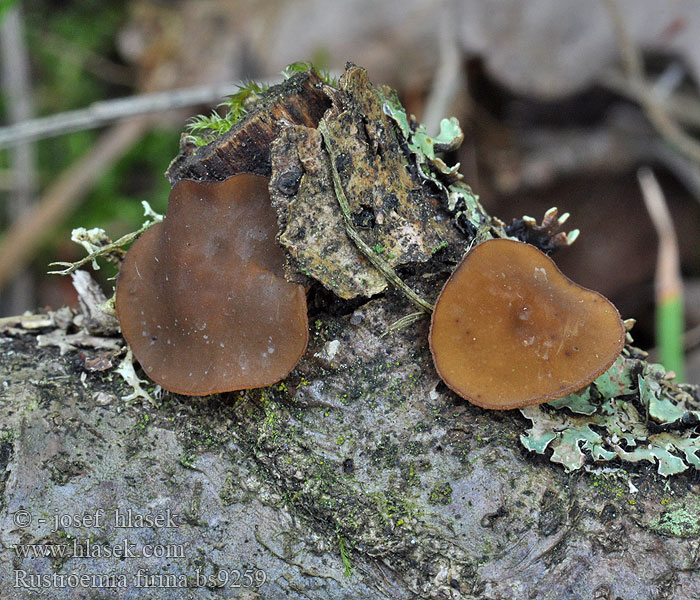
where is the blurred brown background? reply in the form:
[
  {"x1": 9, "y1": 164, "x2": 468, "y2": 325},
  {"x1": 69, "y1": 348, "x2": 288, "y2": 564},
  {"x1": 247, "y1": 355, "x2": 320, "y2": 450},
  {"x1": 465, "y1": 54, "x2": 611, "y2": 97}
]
[{"x1": 1, "y1": 0, "x2": 700, "y2": 382}]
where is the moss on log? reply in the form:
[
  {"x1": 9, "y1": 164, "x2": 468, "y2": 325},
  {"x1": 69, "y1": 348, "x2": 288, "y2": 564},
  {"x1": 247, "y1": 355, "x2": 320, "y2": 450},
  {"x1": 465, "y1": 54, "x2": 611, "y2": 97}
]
[{"x1": 1, "y1": 65, "x2": 699, "y2": 600}]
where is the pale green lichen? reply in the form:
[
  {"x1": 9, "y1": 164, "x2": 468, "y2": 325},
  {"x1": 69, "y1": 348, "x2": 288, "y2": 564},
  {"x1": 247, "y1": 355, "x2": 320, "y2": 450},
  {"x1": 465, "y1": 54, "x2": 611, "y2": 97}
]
[
  {"x1": 49, "y1": 201, "x2": 164, "y2": 276},
  {"x1": 380, "y1": 89, "x2": 487, "y2": 226},
  {"x1": 651, "y1": 499, "x2": 700, "y2": 537},
  {"x1": 521, "y1": 356, "x2": 700, "y2": 476}
]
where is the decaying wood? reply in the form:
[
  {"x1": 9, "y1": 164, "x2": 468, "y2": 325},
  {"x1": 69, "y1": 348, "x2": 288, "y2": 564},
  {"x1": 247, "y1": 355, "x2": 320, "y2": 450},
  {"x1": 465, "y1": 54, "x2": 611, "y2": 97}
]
[
  {"x1": 165, "y1": 70, "x2": 331, "y2": 184},
  {"x1": 269, "y1": 68, "x2": 461, "y2": 300},
  {"x1": 1, "y1": 66, "x2": 699, "y2": 600}
]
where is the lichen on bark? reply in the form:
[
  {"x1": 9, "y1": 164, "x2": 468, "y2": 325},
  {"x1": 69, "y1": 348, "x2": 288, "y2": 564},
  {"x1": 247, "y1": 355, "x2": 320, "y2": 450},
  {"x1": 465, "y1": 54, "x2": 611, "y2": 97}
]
[
  {"x1": 269, "y1": 66, "x2": 461, "y2": 300},
  {"x1": 2, "y1": 63, "x2": 700, "y2": 600}
]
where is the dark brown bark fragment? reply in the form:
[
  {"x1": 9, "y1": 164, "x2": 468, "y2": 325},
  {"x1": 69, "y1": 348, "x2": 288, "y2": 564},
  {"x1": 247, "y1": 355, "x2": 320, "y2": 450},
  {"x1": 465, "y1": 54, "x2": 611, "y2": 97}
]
[{"x1": 165, "y1": 70, "x2": 332, "y2": 184}]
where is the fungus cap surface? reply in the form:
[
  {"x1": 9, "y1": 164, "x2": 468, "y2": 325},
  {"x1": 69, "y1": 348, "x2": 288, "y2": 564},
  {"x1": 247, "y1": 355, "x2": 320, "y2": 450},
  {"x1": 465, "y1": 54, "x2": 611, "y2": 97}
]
[
  {"x1": 115, "y1": 174, "x2": 308, "y2": 395},
  {"x1": 429, "y1": 239, "x2": 625, "y2": 410}
]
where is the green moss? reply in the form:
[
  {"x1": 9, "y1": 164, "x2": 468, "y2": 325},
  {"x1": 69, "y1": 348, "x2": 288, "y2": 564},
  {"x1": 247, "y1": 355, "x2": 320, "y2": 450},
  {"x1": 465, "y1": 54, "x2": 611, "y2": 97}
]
[
  {"x1": 401, "y1": 461, "x2": 422, "y2": 487},
  {"x1": 185, "y1": 61, "x2": 337, "y2": 147},
  {"x1": 179, "y1": 452, "x2": 197, "y2": 469},
  {"x1": 651, "y1": 500, "x2": 700, "y2": 538},
  {"x1": 404, "y1": 440, "x2": 426, "y2": 456},
  {"x1": 367, "y1": 490, "x2": 421, "y2": 526},
  {"x1": 184, "y1": 80, "x2": 269, "y2": 147},
  {"x1": 372, "y1": 435, "x2": 400, "y2": 468},
  {"x1": 428, "y1": 482, "x2": 453, "y2": 506},
  {"x1": 0, "y1": 429, "x2": 17, "y2": 444},
  {"x1": 337, "y1": 533, "x2": 352, "y2": 577},
  {"x1": 589, "y1": 473, "x2": 628, "y2": 500},
  {"x1": 259, "y1": 396, "x2": 281, "y2": 441},
  {"x1": 281, "y1": 61, "x2": 338, "y2": 86},
  {"x1": 432, "y1": 240, "x2": 449, "y2": 254}
]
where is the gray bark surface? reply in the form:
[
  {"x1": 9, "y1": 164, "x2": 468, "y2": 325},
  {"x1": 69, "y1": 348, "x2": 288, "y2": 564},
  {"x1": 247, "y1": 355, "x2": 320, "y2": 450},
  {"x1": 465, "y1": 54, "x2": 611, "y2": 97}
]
[
  {"x1": 1, "y1": 309, "x2": 699, "y2": 600},
  {"x1": 1, "y1": 67, "x2": 699, "y2": 600}
]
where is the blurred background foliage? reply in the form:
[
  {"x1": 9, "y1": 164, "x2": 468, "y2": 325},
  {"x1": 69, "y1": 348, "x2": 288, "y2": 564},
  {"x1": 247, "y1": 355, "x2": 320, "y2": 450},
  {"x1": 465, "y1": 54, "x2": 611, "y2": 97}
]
[
  {"x1": 1, "y1": 0, "x2": 700, "y2": 383},
  {"x1": 2, "y1": 0, "x2": 178, "y2": 304}
]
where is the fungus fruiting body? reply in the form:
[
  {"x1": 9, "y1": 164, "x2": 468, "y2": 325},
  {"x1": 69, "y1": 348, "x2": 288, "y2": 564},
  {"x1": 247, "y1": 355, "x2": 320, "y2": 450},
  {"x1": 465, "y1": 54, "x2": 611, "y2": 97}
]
[
  {"x1": 115, "y1": 174, "x2": 308, "y2": 396},
  {"x1": 429, "y1": 239, "x2": 625, "y2": 410}
]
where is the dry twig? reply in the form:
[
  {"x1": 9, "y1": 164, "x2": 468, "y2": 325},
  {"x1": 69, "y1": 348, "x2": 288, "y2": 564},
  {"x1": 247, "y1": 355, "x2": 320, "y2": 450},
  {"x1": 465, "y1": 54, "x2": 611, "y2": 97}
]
[
  {"x1": 638, "y1": 168, "x2": 682, "y2": 305},
  {"x1": 0, "y1": 117, "x2": 150, "y2": 292},
  {"x1": 0, "y1": 79, "x2": 278, "y2": 149},
  {"x1": 637, "y1": 167, "x2": 685, "y2": 379},
  {"x1": 599, "y1": 70, "x2": 700, "y2": 130},
  {"x1": 604, "y1": 0, "x2": 700, "y2": 166},
  {"x1": 422, "y1": 2, "x2": 464, "y2": 136}
]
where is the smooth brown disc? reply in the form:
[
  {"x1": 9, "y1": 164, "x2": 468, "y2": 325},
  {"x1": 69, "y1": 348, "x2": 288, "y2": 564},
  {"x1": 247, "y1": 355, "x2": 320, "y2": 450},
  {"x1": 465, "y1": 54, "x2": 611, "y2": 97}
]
[
  {"x1": 429, "y1": 239, "x2": 625, "y2": 409},
  {"x1": 116, "y1": 174, "x2": 308, "y2": 396}
]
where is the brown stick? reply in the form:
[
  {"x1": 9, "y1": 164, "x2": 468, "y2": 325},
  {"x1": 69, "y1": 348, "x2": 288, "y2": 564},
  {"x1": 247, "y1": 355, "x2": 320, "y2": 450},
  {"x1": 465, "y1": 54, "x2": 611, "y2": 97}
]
[
  {"x1": 0, "y1": 117, "x2": 149, "y2": 292},
  {"x1": 604, "y1": 0, "x2": 700, "y2": 166}
]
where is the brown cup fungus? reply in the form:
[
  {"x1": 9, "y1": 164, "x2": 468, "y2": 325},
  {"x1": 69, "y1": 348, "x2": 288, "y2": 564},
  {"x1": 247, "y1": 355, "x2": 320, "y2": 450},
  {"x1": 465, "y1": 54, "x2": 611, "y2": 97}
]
[
  {"x1": 115, "y1": 174, "x2": 308, "y2": 396},
  {"x1": 429, "y1": 239, "x2": 625, "y2": 410}
]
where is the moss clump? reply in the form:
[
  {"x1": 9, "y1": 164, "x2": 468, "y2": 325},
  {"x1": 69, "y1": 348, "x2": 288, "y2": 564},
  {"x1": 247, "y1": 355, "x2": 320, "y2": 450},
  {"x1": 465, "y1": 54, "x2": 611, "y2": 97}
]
[
  {"x1": 184, "y1": 80, "x2": 269, "y2": 147},
  {"x1": 337, "y1": 533, "x2": 352, "y2": 577},
  {"x1": 185, "y1": 62, "x2": 337, "y2": 148},
  {"x1": 428, "y1": 482, "x2": 453, "y2": 505},
  {"x1": 281, "y1": 61, "x2": 337, "y2": 86},
  {"x1": 651, "y1": 504, "x2": 700, "y2": 538}
]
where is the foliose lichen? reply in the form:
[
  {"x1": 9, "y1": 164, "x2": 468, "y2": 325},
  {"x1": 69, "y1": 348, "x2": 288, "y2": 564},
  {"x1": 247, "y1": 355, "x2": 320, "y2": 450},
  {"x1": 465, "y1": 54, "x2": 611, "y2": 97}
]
[
  {"x1": 380, "y1": 88, "x2": 488, "y2": 230},
  {"x1": 521, "y1": 356, "x2": 700, "y2": 476}
]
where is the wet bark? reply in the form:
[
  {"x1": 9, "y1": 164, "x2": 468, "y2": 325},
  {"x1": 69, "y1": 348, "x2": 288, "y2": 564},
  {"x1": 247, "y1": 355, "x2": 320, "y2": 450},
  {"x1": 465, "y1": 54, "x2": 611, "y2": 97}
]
[
  {"x1": 165, "y1": 70, "x2": 331, "y2": 184},
  {"x1": 1, "y1": 68, "x2": 699, "y2": 600}
]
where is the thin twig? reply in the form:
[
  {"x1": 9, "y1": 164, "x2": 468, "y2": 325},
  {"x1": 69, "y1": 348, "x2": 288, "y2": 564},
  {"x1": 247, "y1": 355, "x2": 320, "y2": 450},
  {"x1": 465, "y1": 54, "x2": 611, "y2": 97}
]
[
  {"x1": 599, "y1": 70, "x2": 700, "y2": 130},
  {"x1": 604, "y1": 0, "x2": 700, "y2": 166},
  {"x1": 381, "y1": 311, "x2": 428, "y2": 337},
  {"x1": 1, "y1": 4, "x2": 37, "y2": 313},
  {"x1": 0, "y1": 78, "x2": 278, "y2": 149},
  {"x1": 422, "y1": 1, "x2": 464, "y2": 135},
  {"x1": 318, "y1": 121, "x2": 434, "y2": 314},
  {"x1": 637, "y1": 168, "x2": 682, "y2": 302},
  {"x1": 48, "y1": 219, "x2": 160, "y2": 276},
  {"x1": 0, "y1": 117, "x2": 149, "y2": 292},
  {"x1": 637, "y1": 166, "x2": 685, "y2": 379}
]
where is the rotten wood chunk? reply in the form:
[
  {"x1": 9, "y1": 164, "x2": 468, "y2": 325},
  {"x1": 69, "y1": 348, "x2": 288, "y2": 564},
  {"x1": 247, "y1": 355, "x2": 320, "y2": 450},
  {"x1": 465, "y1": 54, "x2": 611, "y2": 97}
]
[
  {"x1": 270, "y1": 125, "x2": 387, "y2": 298},
  {"x1": 271, "y1": 66, "x2": 459, "y2": 299},
  {"x1": 322, "y1": 68, "x2": 454, "y2": 266},
  {"x1": 165, "y1": 70, "x2": 331, "y2": 184}
]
